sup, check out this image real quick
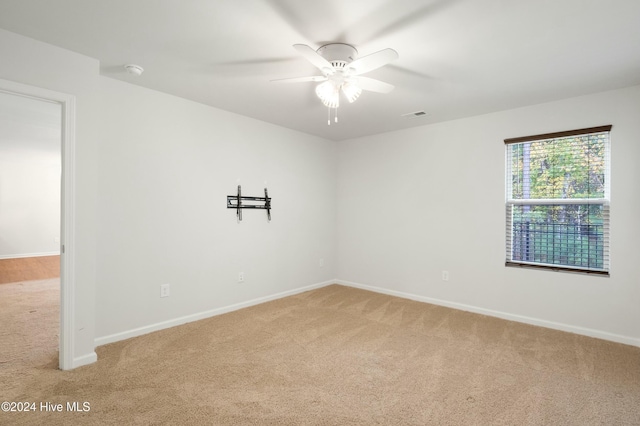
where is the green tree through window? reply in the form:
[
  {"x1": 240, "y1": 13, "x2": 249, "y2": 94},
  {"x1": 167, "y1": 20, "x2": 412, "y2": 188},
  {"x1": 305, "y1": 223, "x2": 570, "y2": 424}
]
[{"x1": 505, "y1": 126, "x2": 611, "y2": 274}]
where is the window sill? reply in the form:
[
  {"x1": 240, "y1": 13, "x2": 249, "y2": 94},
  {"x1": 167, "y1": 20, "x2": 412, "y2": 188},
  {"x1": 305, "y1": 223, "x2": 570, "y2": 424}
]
[{"x1": 505, "y1": 261, "x2": 609, "y2": 276}]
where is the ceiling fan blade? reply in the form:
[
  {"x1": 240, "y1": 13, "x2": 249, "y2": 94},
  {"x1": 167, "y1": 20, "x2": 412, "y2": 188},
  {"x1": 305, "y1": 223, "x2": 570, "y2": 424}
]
[
  {"x1": 348, "y1": 48, "x2": 399, "y2": 75},
  {"x1": 336, "y1": 0, "x2": 460, "y2": 44},
  {"x1": 270, "y1": 76, "x2": 328, "y2": 83},
  {"x1": 365, "y1": 0, "x2": 461, "y2": 43},
  {"x1": 293, "y1": 44, "x2": 334, "y2": 73},
  {"x1": 265, "y1": 0, "x2": 338, "y2": 41},
  {"x1": 354, "y1": 76, "x2": 395, "y2": 93}
]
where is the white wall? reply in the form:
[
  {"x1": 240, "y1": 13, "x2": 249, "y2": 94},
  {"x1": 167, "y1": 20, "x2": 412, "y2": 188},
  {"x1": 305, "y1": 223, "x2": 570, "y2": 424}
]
[
  {"x1": 0, "y1": 28, "x2": 337, "y2": 363},
  {"x1": 337, "y1": 85, "x2": 640, "y2": 345},
  {"x1": 94, "y1": 78, "x2": 337, "y2": 340},
  {"x1": 0, "y1": 92, "x2": 61, "y2": 258}
]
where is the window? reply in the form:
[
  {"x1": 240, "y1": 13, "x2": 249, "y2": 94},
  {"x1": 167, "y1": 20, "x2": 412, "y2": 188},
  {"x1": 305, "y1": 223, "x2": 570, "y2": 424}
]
[{"x1": 505, "y1": 126, "x2": 611, "y2": 275}]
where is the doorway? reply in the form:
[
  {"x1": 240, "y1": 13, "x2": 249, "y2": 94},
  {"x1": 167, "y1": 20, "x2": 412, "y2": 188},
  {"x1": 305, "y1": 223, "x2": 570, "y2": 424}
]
[
  {"x1": 0, "y1": 78, "x2": 76, "y2": 370},
  {"x1": 0, "y1": 90, "x2": 61, "y2": 369}
]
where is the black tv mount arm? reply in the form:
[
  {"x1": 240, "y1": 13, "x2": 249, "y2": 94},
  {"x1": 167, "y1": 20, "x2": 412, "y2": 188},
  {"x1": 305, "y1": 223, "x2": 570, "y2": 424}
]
[{"x1": 227, "y1": 185, "x2": 271, "y2": 222}]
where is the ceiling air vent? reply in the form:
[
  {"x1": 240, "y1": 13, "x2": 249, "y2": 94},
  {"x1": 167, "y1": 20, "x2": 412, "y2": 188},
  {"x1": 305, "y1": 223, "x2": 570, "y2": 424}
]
[{"x1": 401, "y1": 111, "x2": 429, "y2": 119}]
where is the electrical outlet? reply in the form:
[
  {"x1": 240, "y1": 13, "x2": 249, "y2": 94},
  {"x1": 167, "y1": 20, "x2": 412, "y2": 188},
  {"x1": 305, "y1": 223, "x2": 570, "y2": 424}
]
[
  {"x1": 319, "y1": 258, "x2": 324, "y2": 267},
  {"x1": 238, "y1": 272, "x2": 244, "y2": 283},
  {"x1": 160, "y1": 283, "x2": 170, "y2": 298},
  {"x1": 442, "y1": 271, "x2": 449, "y2": 282}
]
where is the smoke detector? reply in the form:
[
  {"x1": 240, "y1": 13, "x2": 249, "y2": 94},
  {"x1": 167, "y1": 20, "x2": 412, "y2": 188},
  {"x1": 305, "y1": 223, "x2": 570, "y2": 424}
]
[{"x1": 124, "y1": 64, "x2": 144, "y2": 76}]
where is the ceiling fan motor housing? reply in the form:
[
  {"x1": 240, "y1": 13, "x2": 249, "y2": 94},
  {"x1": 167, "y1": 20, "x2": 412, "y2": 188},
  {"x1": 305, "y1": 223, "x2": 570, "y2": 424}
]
[{"x1": 317, "y1": 43, "x2": 358, "y2": 64}]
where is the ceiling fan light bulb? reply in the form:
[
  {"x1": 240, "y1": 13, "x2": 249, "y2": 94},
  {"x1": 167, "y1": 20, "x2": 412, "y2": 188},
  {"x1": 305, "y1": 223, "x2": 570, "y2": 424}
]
[
  {"x1": 322, "y1": 96, "x2": 339, "y2": 108},
  {"x1": 342, "y1": 82, "x2": 362, "y2": 103},
  {"x1": 316, "y1": 81, "x2": 339, "y2": 108}
]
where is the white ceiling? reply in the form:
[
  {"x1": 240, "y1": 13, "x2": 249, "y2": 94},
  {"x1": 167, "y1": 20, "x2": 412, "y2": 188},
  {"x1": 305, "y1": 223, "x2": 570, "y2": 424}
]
[{"x1": 1, "y1": 0, "x2": 639, "y2": 141}]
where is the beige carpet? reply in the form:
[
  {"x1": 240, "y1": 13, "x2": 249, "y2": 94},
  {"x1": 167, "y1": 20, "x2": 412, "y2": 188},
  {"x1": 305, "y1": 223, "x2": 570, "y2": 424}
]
[
  {"x1": 1, "y1": 283, "x2": 639, "y2": 425},
  {"x1": 0, "y1": 279, "x2": 59, "y2": 369}
]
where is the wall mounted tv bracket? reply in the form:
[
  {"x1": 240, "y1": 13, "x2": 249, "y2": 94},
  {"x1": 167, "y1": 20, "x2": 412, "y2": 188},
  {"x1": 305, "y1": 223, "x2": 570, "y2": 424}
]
[{"x1": 227, "y1": 185, "x2": 271, "y2": 221}]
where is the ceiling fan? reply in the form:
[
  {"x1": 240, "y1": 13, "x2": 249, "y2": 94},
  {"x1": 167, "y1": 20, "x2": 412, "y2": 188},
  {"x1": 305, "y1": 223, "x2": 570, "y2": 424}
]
[{"x1": 272, "y1": 43, "x2": 399, "y2": 124}]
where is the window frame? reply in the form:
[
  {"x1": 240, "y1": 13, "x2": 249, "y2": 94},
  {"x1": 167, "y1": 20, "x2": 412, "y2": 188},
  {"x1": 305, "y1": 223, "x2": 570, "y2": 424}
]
[{"x1": 504, "y1": 125, "x2": 611, "y2": 276}]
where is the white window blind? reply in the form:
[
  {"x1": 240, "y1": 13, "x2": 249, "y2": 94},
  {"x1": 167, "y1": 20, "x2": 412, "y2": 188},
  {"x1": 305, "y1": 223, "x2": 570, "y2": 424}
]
[{"x1": 505, "y1": 126, "x2": 611, "y2": 275}]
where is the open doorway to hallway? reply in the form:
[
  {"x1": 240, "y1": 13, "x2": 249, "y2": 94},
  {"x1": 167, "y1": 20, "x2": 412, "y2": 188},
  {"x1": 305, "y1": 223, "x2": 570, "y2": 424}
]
[{"x1": 0, "y1": 90, "x2": 61, "y2": 369}]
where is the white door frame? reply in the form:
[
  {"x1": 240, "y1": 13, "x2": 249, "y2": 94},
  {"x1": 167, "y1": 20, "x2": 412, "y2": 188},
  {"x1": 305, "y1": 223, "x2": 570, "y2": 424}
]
[{"x1": 0, "y1": 78, "x2": 76, "y2": 370}]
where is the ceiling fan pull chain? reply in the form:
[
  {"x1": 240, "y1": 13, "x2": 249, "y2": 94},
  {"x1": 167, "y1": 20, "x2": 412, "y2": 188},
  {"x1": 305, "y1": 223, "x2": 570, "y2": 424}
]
[
  {"x1": 335, "y1": 107, "x2": 338, "y2": 123},
  {"x1": 327, "y1": 106, "x2": 331, "y2": 125}
]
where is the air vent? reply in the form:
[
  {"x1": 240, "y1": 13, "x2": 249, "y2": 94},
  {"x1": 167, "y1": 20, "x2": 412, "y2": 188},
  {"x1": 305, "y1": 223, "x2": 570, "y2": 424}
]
[{"x1": 402, "y1": 111, "x2": 429, "y2": 119}]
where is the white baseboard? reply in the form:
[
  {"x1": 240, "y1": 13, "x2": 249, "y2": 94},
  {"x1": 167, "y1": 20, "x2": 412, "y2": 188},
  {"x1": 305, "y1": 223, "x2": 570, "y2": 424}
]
[
  {"x1": 336, "y1": 279, "x2": 640, "y2": 348},
  {"x1": 0, "y1": 251, "x2": 60, "y2": 260},
  {"x1": 94, "y1": 280, "x2": 335, "y2": 347},
  {"x1": 71, "y1": 351, "x2": 97, "y2": 370},
  {"x1": 93, "y1": 277, "x2": 640, "y2": 359}
]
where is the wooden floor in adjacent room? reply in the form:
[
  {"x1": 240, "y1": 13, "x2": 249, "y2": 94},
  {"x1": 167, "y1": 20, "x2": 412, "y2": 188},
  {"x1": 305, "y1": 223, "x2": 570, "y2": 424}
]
[{"x1": 0, "y1": 255, "x2": 60, "y2": 284}]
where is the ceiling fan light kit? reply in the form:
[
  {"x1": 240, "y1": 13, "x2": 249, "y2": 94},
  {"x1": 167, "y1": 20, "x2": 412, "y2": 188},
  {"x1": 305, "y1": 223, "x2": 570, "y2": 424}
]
[
  {"x1": 315, "y1": 80, "x2": 340, "y2": 108},
  {"x1": 341, "y1": 81, "x2": 362, "y2": 103},
  {"x1": 272, "y1": 43, "x2": 398, "y2": 125}
]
